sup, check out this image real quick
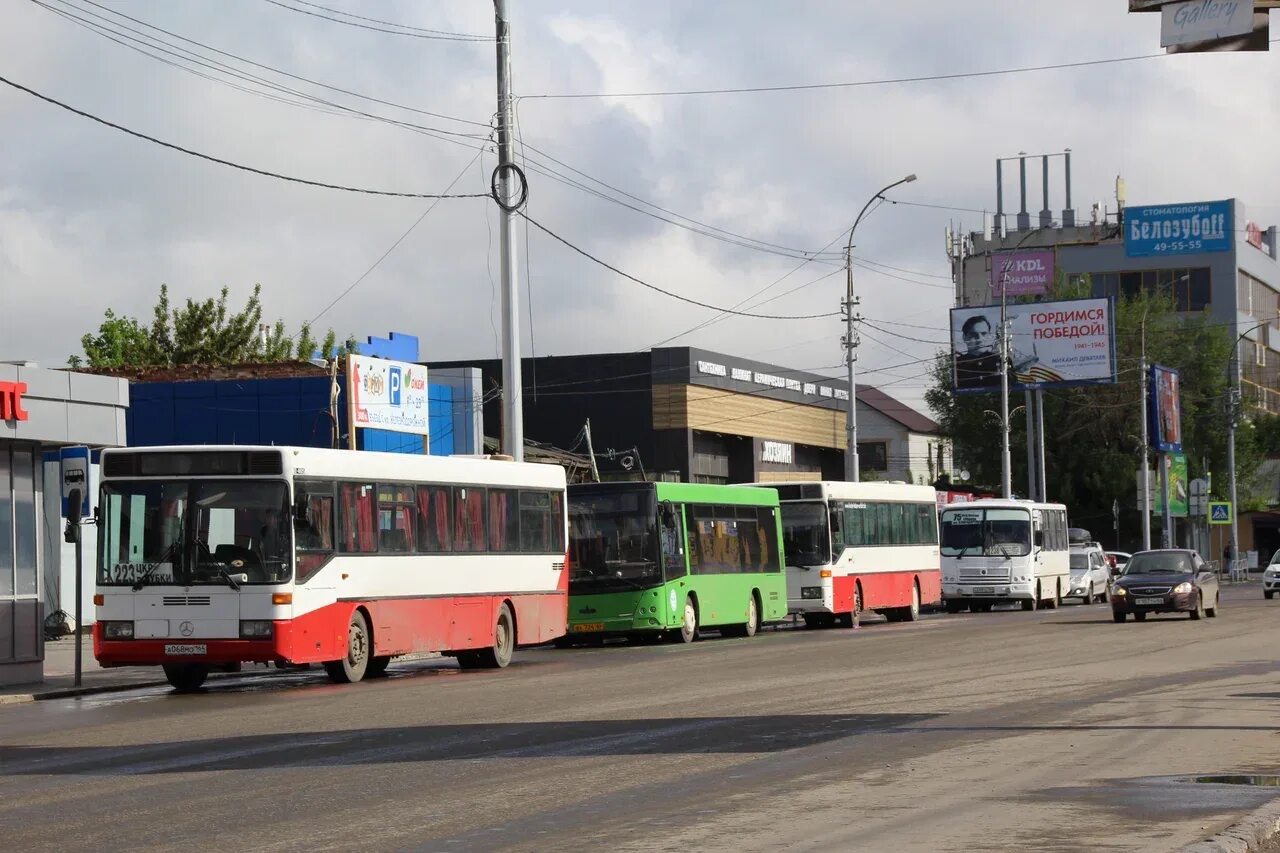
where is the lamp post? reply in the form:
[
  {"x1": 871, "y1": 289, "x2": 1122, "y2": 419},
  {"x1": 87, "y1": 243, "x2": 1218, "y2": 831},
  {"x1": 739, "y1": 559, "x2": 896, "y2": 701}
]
[
  {"x1": 1226, "y1": 319, "x2": 1270, "y2": 572},
  {"x1": 844, "y1": 173, "x2": 917, "y2": 482}
]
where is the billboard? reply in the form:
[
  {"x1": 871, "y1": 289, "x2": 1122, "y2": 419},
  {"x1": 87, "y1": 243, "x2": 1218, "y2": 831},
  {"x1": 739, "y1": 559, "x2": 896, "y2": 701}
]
[
  {"x1": 1150, "y1": 364, "x2": 1183, "y2": 453},
  {"x1": 950, "y1": 297, "x2": 1117, "y2": 393},
  {"x1": 1124, "y1": 199, "x2": 1233, "y2": 257},
  {"x1": 347, "y1": 355, "x2": 430, "y2": 437},
  {"x1": 991, "y1": 249, "x2": 1055, "y2": 298}
]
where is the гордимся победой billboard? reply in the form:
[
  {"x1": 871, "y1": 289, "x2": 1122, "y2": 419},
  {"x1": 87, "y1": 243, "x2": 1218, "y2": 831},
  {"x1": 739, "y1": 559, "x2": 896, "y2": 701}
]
[{"x1": 951, "y1": 297, "x2": 1117, "y2": 393}]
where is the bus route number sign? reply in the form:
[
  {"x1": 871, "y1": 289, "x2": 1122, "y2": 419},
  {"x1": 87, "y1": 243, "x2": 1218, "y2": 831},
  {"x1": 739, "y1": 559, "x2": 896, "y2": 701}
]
[{"x1": 948, "y1": 511, "x2": 982, "y2": 525}]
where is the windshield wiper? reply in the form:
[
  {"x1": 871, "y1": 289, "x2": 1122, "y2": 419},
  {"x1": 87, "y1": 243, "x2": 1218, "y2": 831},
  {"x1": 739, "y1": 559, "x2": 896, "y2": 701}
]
[
  {"x1": 132, "y1": 539, "x2": 181, "y2": 591},
  {"x1": 214, "y1": 569, "x2": 242, "y2": 591}
]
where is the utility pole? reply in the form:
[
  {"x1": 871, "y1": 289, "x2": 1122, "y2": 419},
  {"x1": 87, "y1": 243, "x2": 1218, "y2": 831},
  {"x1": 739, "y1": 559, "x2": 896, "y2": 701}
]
[
  {"x1": 583, "y1": 419, "x2": 601, "y2": 483},
  {"x1": 999, "y1": 279, "x2": 1013, "y2": 499},
  {"x1": 1139, "y1": 316, "x2": 1152, "y2": 551},
  {"x1": 1024, "y1": 389, "x2": 1036, "y2": 499},
  {"x1": 844, "y1": 174, "x2": 916, "y2": 483},
  {"x1": 1035, "y1": 389, "x2": 1047, "y2": 501},
  {"x1": 843, "y1": 268, "x2": 861, "y2": 482},
  {"x1": 493, "y1": 0, "x2": 524, "y2": 461}
]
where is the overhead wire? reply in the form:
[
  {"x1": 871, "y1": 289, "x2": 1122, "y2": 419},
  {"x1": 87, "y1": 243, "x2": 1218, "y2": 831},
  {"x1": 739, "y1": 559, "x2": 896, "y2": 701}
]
[
  {"x1": 269, "y1": 0, "x2": 492, "y2": 39},
  {"x1": 260, "y1": 0, "x2": 493, "y2": 42},
  {"x1": 0, "y1": 73, "x2": 490, "y2": 199},
  {"x1": 520, "y1": 214, "x2": 841, "y2": 320}
]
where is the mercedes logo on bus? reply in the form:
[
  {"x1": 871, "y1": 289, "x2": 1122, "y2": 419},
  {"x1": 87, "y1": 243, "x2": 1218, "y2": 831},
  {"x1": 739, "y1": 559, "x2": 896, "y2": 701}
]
[{"x1": 178, "y1": 621, "x2": 194, "y2": 637}]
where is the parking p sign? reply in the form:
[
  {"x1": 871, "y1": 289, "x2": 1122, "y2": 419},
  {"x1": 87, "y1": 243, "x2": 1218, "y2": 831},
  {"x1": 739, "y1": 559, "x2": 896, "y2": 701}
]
[{"x1": 1208, "y1": 501, "x2": 1232, "y2": 525}]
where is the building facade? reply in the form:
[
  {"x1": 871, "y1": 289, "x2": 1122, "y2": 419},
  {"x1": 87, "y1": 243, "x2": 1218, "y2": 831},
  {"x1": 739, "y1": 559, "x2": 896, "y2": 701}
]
[
  {"x1": 0, "y1": 363, "x2": 129, "y2": 687},
  {"x1": 430, "y1": 347, "x2": 952, "y2": 486}
]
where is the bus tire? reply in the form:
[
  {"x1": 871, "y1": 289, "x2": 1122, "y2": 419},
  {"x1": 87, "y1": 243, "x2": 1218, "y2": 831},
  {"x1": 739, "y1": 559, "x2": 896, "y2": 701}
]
[
  {"x1": 367, "y1": 655, "x2": 392, "y2": 678},
  {"x1": 163, "y1": 663, "x2": 209, "y2": 692},
  {"x1": 679, "y1": 596, "x2": 699, "y2": 643},
  {"x1": 1046, "y1": 582, "x2": 1061, "y2": 610},
  {"x1": 744, "y1": 592, "x2": 760, "y2": 637},
  {"x1": 899, "y1": 581, "x2": 922, "y2": 622},
  {"x1": 323, "y1": 609, "x2": 371, "y2": 684},
  {"x1": 469, "y1": 602, "x2": 516, "y2": 668}
]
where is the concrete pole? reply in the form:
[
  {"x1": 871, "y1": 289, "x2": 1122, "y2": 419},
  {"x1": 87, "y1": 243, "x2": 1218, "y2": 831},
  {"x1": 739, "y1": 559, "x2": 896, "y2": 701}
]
[
  {"x1": 494, "y1": 0, "x2": 524, "y2": 460},
  {"x1": 1139, "y1": 325, "x2": 1152, "y2": 550},
  {"x1": 999, "y1": 281, "x2": 1012, "y2": 499},
  {"x1": 1036, "y1": 388, "x2": 1047, "y2": 502},
  {"x1": 1024, "y1": 389, "x2": 1036, "y2": 499}
]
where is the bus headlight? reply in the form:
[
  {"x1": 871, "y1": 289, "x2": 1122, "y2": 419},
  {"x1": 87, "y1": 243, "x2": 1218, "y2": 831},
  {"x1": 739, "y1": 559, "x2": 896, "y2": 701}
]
[
  {"x1": 801, "y1": 587, "x2": 823, "y2": 599},
  {"x1": 239, "y1": 620, "x2": 274, "y2": 639},
  {"x1": 101, "y1": 621, "x2": 134, "y2": 639}
]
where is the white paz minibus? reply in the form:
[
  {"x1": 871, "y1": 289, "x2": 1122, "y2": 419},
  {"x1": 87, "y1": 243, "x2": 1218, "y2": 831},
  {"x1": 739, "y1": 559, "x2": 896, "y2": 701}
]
[{"x1": 939, "y1": 499, "x2": 1070, "y2": 612}]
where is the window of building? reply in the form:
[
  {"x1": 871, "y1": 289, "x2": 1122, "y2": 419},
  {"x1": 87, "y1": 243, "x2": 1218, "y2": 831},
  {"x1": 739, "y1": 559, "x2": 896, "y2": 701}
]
[{"x1": 857, "y1": 442, "x2": 888, "y2": 473}]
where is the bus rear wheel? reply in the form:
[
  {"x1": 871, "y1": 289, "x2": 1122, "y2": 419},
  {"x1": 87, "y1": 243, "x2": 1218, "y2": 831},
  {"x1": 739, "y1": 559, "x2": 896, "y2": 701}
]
[
  {"x1": 163, "y1": 663, "x2": 209, "y2": 692},
  {"x1": 324, "y1": 610, "x2": 371, "y2": 684},
  {"x1": 462, "y1": 603, "x2": 516, "y2": 669},
  {"x1": 897, "y1": 582, "x2": 922, "y2": 623}
]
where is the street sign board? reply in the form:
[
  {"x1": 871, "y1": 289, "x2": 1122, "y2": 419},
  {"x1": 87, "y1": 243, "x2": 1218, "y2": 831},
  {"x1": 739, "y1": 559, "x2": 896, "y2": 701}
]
[
  {"x1": 1208, "y1": 501, "x2": 1232, "y2": 524},
  {"x1": 59, "y1": 445, "x2": 90, "y2": 517},
  {"x1": 1161, "y1": 0, "x2": 1258, "y2": 46}
]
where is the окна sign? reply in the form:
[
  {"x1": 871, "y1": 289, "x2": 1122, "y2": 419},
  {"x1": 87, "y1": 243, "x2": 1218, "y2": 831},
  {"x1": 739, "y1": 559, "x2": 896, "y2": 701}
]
[{"x1": 0, "y1": 381, "x2": 29, "y2": 421}]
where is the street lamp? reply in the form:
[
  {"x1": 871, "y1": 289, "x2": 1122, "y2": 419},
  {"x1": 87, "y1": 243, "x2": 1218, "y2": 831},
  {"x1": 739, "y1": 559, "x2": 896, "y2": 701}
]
[
  {"x1": 844, "y1": 173, "x2": 917, "y2": 482},
  {"x1": 1226, "y1": 319, "x2": 1271, "y2": 573}
]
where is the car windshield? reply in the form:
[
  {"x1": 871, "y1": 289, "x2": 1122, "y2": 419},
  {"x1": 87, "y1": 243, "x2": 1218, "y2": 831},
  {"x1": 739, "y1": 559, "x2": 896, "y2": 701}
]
[
  {"x1": 1123, "y1": 552, "x2": 1193, "y2": 575},
  {"x1": 98, "y1": 480, "x2": 292, "y2": 585},
  {"x1": 780, "y1": 501, "x2": 831, "y2": 567},
  {"x1": 568, "y1": 487, "x2": 663, "y2": 594},
  {"x1": 940, "y1": 508, "x2": 1032, "y2": 557}
]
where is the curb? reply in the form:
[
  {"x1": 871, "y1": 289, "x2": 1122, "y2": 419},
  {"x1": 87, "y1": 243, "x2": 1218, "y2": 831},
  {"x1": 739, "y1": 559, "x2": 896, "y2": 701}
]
[{"x1": 1181, "y1": 796, "x2": 1280, "y2": 852}]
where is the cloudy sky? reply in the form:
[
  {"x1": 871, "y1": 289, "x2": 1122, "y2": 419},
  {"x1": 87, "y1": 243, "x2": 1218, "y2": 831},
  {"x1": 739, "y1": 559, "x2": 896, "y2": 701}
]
[{"x1": 1, "y1": 0, "x2": 1277, "y2": 421}]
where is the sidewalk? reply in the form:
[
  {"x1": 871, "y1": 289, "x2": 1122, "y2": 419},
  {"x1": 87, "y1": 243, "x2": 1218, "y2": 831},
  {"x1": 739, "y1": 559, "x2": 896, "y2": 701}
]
[{"x1": 0, "y1": 634, "x2": 258, "y2": 705}]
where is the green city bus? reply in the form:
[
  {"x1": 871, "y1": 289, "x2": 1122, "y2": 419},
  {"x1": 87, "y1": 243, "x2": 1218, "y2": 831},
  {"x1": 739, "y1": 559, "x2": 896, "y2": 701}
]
[{"x1": 564, "y1": 481, "x2": 788, "y2": 643}]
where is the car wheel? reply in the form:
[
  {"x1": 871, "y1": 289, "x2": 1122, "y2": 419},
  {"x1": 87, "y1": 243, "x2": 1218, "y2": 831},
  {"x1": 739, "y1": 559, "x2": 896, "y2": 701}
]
[
  {"x1": 1265, "y1": 590, "x2": 1274, "y2": 600},
  {"x1": 1190, "y1": 594, "x2": 1204, "y2": 621},
  {"x1": 1112, "y1": 612, "x2": 1126, "y2": 623},
  {"x1": 1206, "y1": 593, "x2": 1219, "y2": 618},
  {"x1": 1133, "y1": 612, "x2": 1147, "y2": 622}
]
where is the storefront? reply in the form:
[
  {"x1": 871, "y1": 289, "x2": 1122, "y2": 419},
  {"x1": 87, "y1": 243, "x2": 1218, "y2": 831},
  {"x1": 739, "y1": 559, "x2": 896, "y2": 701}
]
[
  {"x1": 0, "y1": 363, "x2": 128, "y2": 686},
  {"x1": 430, "y1": 347, "x2": 952, "y2": 486}
]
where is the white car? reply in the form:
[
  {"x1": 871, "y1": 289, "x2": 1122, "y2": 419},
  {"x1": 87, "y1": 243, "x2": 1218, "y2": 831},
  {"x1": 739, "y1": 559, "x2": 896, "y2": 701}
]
[
  {"x1": 1068, "y1": 545, "x2": 1110, "y2": 604},
  {"x1": 1264, "y1": 558, "x2": 1280, "y2": 599}
]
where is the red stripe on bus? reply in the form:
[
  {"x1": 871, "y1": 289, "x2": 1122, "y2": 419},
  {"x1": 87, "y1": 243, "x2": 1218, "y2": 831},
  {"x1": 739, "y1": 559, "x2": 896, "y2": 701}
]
[{"x1": 832, "y1": 569, "x2": 942, "y2": 614}]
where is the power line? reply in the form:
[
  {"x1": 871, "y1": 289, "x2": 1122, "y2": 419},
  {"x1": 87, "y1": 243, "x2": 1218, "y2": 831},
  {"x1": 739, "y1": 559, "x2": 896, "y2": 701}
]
[
  {"x1": 275, "y1": 0, "x2": 492, "y2": 39},
  {"x1": 520, "y1": 47, "x2": 1213, "y2": 100},
  {"x1": 53, "y1": 0, "x2": 491, "y2": 128},
  {"x1": 305, "y1": 146, "x2": 486, "y2": 328},
  {"x1": 520, "y1": 214, "x2": 841, "y2": 321},
  {"x1": 260, "y1": 0, "x2": 492, "y2": 42},
  {"x1": 0, "y1": 73, "x2": 490, "y2": 199}
]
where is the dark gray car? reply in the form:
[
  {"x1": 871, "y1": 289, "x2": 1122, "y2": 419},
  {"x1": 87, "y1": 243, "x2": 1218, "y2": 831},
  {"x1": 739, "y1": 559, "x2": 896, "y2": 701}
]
[{"x1": 1110, "y1": 549, "x2": 1220, "y2": 623}]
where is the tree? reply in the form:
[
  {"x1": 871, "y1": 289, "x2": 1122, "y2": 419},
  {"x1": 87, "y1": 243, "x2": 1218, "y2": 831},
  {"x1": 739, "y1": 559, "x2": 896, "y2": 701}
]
[
  {"x1": 69, "y1": 284, "x2": 357, "y2": 368},
  {"x1": 925, "y1": 283, "x2": 1260, "y2": 548}
]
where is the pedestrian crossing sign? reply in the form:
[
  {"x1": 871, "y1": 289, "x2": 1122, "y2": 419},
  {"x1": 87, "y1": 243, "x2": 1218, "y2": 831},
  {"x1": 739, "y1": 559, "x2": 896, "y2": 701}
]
[{"x1": 1208, "y1": 501, "x2": 1232, "y2": 525}]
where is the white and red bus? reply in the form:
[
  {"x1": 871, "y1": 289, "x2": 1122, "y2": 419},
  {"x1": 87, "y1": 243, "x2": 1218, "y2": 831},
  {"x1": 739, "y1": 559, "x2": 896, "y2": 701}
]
[
  {"x1": 761, "y1": 481, "x2": 941, "y2": 627},
  {"x1": 93, "y1": 445, "x2": 568, "y2": 690}
]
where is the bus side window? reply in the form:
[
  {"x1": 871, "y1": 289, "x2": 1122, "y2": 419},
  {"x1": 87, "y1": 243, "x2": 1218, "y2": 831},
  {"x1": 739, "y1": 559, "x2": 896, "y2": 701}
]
[
  {"x1": 662, "y1": 503, "x2": 687, "y2": 577},
  {"x1": 830, "y1": 503, "x2": 845, "y2": 553},
  {"x1": 338, "y1": 482, "x2": 376, "y2": 554},
  {"x1": 684, "y1": 505, "x2": 705, "y2": 575},
  {"x1": 757, "y1": 506, "x2": 781, "y2": 573},
  {"x1": 294, "y1": 481, "x2": 334, "y2": 582},
  {"x1": 453, "y1": 487, "x2": 486, "y2": 553},
  {"x1": 416, "y1": 485, "x2": 451, "y2": 552}
]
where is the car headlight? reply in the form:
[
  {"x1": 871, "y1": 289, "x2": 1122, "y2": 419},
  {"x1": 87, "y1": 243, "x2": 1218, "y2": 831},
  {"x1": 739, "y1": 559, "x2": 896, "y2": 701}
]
[
  {"x1": 101, "y1": 620, "x2": 134, "y2": 639},
  {"x1": 1112, "y1": 587, "x2": 1126, "y2": 596},
  {"x1": 239, "y1": 620, "x2": 274, "y2": 638},
  {"x1": 1173, "y1": 582, "x2": 1193, "y2": 594}
]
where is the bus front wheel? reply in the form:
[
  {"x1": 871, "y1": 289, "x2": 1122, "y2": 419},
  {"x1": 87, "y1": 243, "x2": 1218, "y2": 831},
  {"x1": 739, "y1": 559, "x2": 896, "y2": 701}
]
[
  {"x1": 163, "y1": 663, "x2": 208, "y2": 692},
  {"x1": 678, "y1": 597, "x2": 699, "y2": 643},
  {"x1": 324, "y1": 610, "x2": 371, "y2": 684}
]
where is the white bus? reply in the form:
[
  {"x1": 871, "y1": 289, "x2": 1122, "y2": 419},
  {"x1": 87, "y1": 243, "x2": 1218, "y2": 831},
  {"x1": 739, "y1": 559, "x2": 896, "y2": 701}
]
[
  {"x1": 939, "y1": 499, "x2": 1070, "y2": 612},
  {"x1": 763, "y1": 481, "x2": 941, "y2": 627},
  {"x1": 93, "y1": 446, "x2": 568, "y2": 690}
]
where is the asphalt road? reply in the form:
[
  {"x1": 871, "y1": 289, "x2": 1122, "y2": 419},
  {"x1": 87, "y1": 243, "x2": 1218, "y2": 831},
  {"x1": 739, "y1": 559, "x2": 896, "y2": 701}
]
[{"x1": 4, "y1": 586, "x2": 1280, "y2": 852}]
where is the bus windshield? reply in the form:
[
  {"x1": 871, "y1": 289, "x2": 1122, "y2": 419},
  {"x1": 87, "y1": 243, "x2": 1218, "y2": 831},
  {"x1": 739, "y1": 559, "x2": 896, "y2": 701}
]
[
  {"x1": 568, "y1": 488, "x2": 662, "y2": 594},
  {"x1": 98, "y1": 480, "x2": 292, "y2": 586},
  {"x1": 781, "y1": 501, "x2": 831, "y2": 567},
  {"x1": 940, "y1": 508, "x2": 1032, "y2": 557}
]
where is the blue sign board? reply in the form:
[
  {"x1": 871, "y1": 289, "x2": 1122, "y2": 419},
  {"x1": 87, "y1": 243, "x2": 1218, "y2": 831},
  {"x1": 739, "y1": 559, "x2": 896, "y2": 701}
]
[
  {"x1": 59, "y1": 445, "x2": 91, "y2": 517},
  {"x1": 1125, "y1": 200, "x2": 1232, "y2": 257}
]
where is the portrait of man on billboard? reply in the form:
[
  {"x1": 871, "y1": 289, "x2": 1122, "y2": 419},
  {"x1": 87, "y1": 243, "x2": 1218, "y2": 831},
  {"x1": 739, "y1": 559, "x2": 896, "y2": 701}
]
[{"x1": 954, "y1": 312, "x2": 1002, "y2": 390}]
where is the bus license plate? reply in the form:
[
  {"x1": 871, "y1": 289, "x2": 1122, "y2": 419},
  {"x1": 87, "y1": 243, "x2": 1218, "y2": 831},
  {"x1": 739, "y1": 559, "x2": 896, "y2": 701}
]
[
  {"x1": 973, "y1": 587, "x2": 995, "y2": 594},
  {"x1": 1134, "y1": 597, "x2": 1164, "y2": 606},
  {"x1": 571, "y1": 623, "x2": 604, "y2": 633},
  {"x1": 164, "y1": 644, "x2": 207, "y2": 656}
]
